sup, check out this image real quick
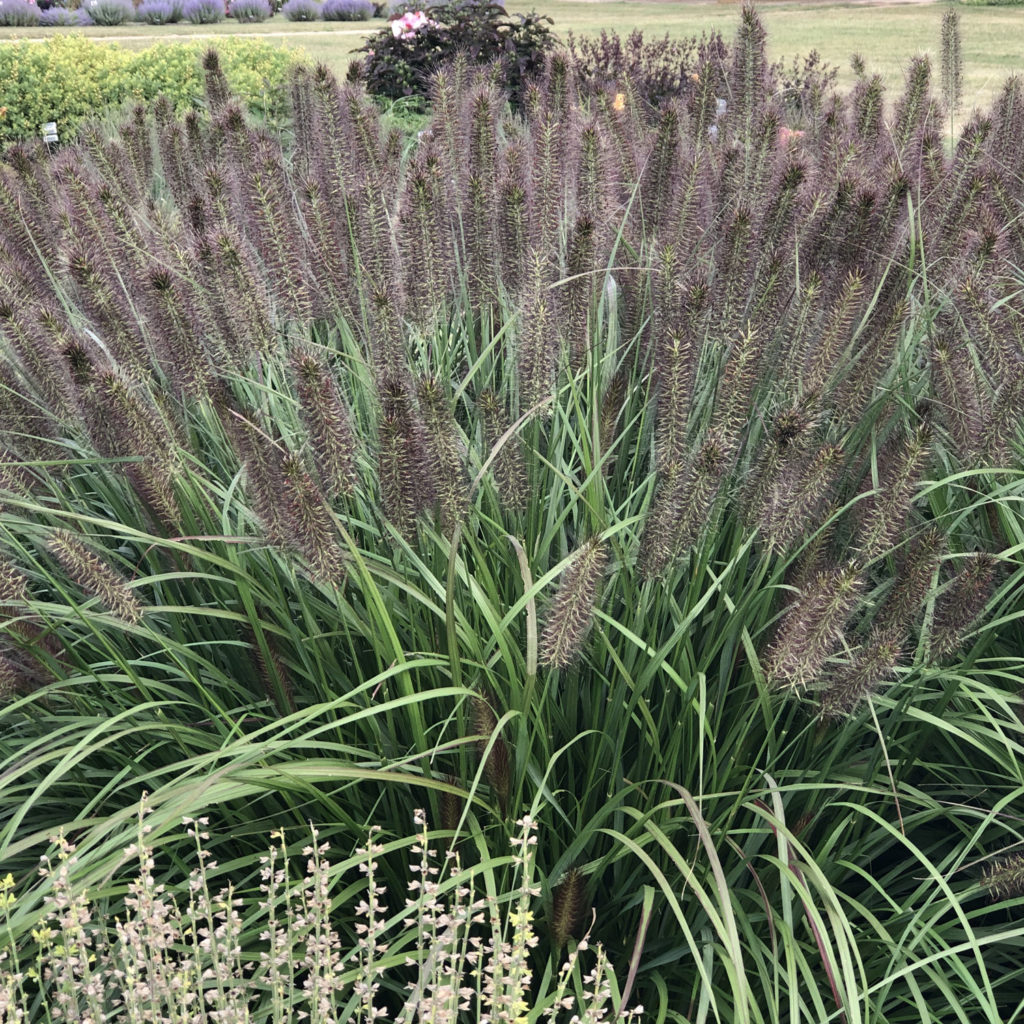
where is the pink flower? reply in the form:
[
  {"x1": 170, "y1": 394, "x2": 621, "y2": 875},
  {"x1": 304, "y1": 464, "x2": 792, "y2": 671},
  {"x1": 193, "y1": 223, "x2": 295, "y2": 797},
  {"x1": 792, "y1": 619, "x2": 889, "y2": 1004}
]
[
  {"x1": 390, "y1": 9, "x2": 433, "y2": 39},
  {"x1": 778, "y1": 126, "x2": 805, "y2": 147}
]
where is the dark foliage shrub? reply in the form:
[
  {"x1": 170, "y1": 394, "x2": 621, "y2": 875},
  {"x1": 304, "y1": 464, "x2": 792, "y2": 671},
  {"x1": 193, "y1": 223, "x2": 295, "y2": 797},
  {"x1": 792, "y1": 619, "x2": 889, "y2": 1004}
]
[
  {"x1": 229, "y1": 0, "x2": 271, "y2": 20},
  {"x1": 83, "y1": 0, "x2": 134, "y2": 24},
  {"x1": 564, "y1": 28, "x2": 728, "y2": 109},
  {"x1": 321, "y1": 0, "x2": 372, "y2": 19},
  {"x1": 135, "y1": 0, "x2": 183, "y2": 23},
  {"x1": 564, "y1": 28, "x2": 837, "y2": 123},
  {"x1": 182, "y1": 0, "x2": 224, "y2": 21},
  {"x1": 771, "y1": 49, "x2": 839, "y2": 126},
  {"x1": 348, "y1": 0, "x2": 555, "y2": 111},
  {"x1": 281, "y1": 0, "x2": 319, "y2": 18},
  {"x1": 0, "y1": 0, "x2": 40, "y2": 26}
]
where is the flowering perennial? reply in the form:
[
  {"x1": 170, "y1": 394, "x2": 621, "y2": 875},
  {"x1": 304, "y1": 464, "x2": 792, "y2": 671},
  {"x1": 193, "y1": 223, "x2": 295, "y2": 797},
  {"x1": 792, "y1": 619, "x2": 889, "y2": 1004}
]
[
  {"x1": 390, "y1": 9, "x2": 434, "y2": 39},
  {"x1": 0, "y1": 807, "x2": 640, "y2": 1021}
]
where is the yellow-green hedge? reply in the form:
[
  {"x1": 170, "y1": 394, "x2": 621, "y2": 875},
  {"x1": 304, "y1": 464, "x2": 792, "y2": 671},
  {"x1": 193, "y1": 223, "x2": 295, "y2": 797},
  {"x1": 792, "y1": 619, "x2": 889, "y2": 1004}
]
[{"x1": 0, "y1": 35, "x2": 305, "y2": 146}]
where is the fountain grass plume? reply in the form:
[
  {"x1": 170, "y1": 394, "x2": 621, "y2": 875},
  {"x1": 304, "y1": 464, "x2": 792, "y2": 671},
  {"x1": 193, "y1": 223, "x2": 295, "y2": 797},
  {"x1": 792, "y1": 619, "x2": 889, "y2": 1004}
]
[
  {"x1": 764, "y1": 560, "x2": 864, "y2": 690},
  {"x1": 539, "y1": 537, "x2": 608, "y2": 669},
  {"x1": 940, "y1": 6, "x2": 963, "y2": 128},
  {"x1": 417, "y1": 375, "x2": 469, "y2": 535},
  {"x1": 929, "y1": 552, "x2": 999, "y2": 662},
  {"x1": 47, "y1": 529, "x2": 143, "y2": 625},
  {"x1": 292, "y1": 350, "x2": 359, "y2": 500}
]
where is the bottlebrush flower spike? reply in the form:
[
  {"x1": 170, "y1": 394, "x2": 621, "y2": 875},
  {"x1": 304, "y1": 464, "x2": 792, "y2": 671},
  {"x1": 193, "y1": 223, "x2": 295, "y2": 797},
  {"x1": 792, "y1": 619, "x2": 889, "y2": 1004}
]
[
  {"x1": 0, "y1": 555, "x2": 28, "y2": 612},
  {"x1": 854, "y1": 424, "x2": 931, "y2": 564},
  {"x1": 983, "y1": 854, "x2": 1024, "y2": 902},
  {"x1": 281, "y1": 453, "x2": 346, "y2": 586},
  {"x1": 517, "y1": 250, "x2": 558, "y2": 416},
  {"x1": 929, "y1": 553, "x2": 998, "y2": 662},
  {"x1": 540, "y1": 537, "x2": 608, "y2": 669},
  {"x1": 292, "y1": 351, "x2": 358, "y2": 500},
  {"x1": 47, "y1": 529, "x2": 143, "y2": 625},
  {"x1": 874, "y1": 527, "x2": 945, "y2": 636},
  {"x1": 472, "y1": 693, "x2": 511, "y2": 817},
  {"x1": 417, "y1": 375, "x2": 468, "y2": 535},
  {"x1": 549, "y1": 865, "x2": 587, "y2": 949},
  {"x1": 478, "y1": 390, "x2": 529, "y2": 514},
  {"x1": 817, "y1": 626, "x2": 904, "y2": 720},
  {"x1": 764, "y1": 561, "x2": 863, "y2": 689}
]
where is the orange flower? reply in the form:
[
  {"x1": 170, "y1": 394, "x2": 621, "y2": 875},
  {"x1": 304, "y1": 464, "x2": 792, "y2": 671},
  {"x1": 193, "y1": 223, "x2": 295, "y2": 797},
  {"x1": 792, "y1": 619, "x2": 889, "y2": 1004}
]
[{"x1": 612, "y1": 93, "x2": 625, "y2": 112}]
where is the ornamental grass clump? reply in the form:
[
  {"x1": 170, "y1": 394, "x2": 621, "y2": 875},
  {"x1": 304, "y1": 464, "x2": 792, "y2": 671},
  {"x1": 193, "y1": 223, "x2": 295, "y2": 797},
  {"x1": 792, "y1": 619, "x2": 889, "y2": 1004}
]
[{"x1": 2, "y1": 11, "x2": 1024, "y2": 1019}]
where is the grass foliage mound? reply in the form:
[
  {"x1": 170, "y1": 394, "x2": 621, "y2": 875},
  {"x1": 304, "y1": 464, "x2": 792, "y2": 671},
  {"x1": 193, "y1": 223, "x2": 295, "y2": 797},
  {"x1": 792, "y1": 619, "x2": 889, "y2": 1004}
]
[{"x1": 2, "y1": 9, "x2": 1024, "y2": 1019}]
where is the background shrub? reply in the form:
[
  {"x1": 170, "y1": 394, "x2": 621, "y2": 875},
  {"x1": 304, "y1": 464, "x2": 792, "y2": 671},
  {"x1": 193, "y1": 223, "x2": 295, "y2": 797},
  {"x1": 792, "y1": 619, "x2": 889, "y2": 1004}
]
[
  {"x1": 83, "y1": 0, "x2": 134, "y2": 24},
  {"x1": 349, "y1": 0, "x2": 554, "y2": 110},
  {"x1": 229, "y1": 0, "x2": 271, "y2": 21},
  {"x1": 772, "y1": 48, "x2": 839, "y2": 126},
  {"x1": 38, "y1": 3, "x2": 87, "y2": 22},
  {"x1": 321, "y1": 0, "x2": 372, "y2": 20},
  {"x1": 0, "y1": 38, "x2": 302, "y2": 147},
  {"x1": 121, "y1": 40, "x2": 301, "y2": 124},
  {"x1": 564, "y1": 28, "x2": 837, "y2": 123},
  {"x1": 135, "y1": 0, "x2": 183, "y2": 23},
  {"x1": 281, "y1": 0, "x2": 319, "y2": 18},
  {"x1": 0, "y1": 0, "x2": 41, "y2": 26},
  {"x1": 182, "y1": 0, "x2": 224, "y2": 21},
  {"x1": 0, "y1": 35, "x2": 129, "y2": 145},
  {"x1": 565, "y1": 27, "x2": 726, "y2": 109}
]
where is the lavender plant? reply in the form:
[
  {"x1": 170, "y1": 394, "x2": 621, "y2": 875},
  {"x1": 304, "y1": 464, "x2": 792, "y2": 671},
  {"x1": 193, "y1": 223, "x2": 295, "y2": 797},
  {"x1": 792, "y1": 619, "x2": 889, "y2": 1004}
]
[
  {"x1": 135, "y1": 0, "x2": 182, "y2": 22},
  {"x1": 182, "y1": 0, "x2": 223, "y2": 21},
  {"x1": 229, "y1": 0, "x2": 271, "y2": 20},
  {"x1": 321, "y1": 0, "x2": 372, "y2": 19},
  {"x1": 0, "y1": 0, "x2": 40, "y2": 26},
  {"x1": 82, "y1": 0, "x2": 134, "y2": 24},
  {"x1": 38, "y1": 4, "x2": 89, "y2": 24},
  {"x1": 1, "y1": 12, "x2": 1024, "y2": 1020},
  {"x1": 281, "y1": 0, "x2": 319, "y2": 19}
]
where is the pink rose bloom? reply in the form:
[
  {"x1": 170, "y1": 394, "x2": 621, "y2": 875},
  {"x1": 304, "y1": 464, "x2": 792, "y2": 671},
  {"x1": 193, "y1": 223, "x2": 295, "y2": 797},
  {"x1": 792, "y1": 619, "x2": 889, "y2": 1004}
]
[{"x1": 391, "y1": 9, "x2": 433, "y2": 39}]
